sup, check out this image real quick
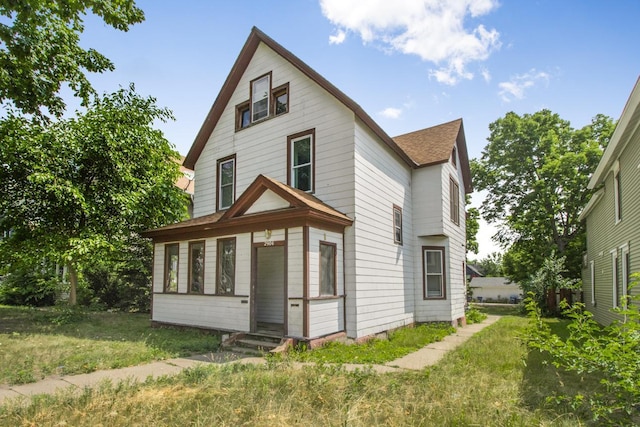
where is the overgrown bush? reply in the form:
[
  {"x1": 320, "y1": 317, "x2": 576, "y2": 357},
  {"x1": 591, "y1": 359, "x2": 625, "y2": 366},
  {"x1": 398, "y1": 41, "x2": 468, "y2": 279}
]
[
  {"x1": 525, "y1": 275, "x2": 640, "y2": 425},
  {"x1": 465, "y1": 305, "x2": 487, "y2": 324},
  {"x1": 0, "y1": 267, "x2": 61, "y2": 306},
  {"x1": 520, "y1": 254, "x2": 580, "y2": 315}
]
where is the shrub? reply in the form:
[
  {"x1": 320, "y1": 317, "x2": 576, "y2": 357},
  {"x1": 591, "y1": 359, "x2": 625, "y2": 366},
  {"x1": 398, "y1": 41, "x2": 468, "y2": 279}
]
[
  {"x1": 524, "y1": 275, "x2": 640, "y2": 425},
  {"x1": 465, "y1": 306, "x2": 487, "y2": 324},
  {"x1": 0, "y1": 267, "x2": 61, "y2": 306}
]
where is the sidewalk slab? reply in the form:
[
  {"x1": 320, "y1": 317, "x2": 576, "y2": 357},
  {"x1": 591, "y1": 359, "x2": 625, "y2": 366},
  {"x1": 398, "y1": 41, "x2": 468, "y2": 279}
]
[{"x1": 10, "y1": 378, "x2": 73, "y2": 397}]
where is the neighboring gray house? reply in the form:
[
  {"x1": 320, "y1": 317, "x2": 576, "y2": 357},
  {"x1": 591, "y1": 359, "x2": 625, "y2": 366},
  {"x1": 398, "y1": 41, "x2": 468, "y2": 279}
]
[
  {"x1": 469, "y1": 277, "x2": 519, "y2": 303},
  {"x1": 579, "y1": 76, "x2": 640, "y2": 325},
  {"x1": 142, "y1": 28, "x2": 472, "y2": 342}
]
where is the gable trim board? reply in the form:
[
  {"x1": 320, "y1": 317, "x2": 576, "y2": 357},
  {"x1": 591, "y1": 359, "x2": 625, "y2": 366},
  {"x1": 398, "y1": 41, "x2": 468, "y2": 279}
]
[{"x1": 146, "y1": 28, "x2": 471, "y2": 341}]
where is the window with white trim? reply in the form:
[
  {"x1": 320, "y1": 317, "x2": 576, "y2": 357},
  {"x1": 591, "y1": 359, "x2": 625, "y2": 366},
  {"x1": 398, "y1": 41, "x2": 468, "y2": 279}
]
[
  {"x1": 393, "y1": 205, "x2": 403, "y2": 244},
  {"x1": 450, "y1": 177, "x2": 460, "y2": 225},
  {"x1": 621, "y1": 244, "x2": 630, "y2": 308},
  {"x1": 423, "y1": 246, "x2": 446, "y2": 299},
  {"x1": 590, "y1": 260, "x2": 596, "y2": 305},
  {"x1": 611, "y1": 249, "x2": 619, "y2": 307},
  {"x1": 217, "y1": 155, "x2": 235, "y2": 210}
]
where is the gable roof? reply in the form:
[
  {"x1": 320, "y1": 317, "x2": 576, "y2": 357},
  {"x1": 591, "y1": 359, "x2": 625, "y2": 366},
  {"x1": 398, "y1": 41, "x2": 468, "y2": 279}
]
[
  {"x1": 141, "y1": 174, "x2": 352, "y2": 242},
  {"x1": 393, "y1": 118, "x2": 472, "y2": 193},
  {"x1": 184, "y1": 27, "x2": 412, "y2": 170},
  {"x1": 183, "y1": 27, "x2": 473, "y2": 193},
  {"x1": 588, "y1": 76, "x2": 640, "y2": 189}
]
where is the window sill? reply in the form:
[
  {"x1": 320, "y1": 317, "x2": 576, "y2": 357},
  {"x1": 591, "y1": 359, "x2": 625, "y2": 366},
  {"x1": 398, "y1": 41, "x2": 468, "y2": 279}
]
[{"x1": 236, "y1": 112, "x2": 287, "y2": 133}]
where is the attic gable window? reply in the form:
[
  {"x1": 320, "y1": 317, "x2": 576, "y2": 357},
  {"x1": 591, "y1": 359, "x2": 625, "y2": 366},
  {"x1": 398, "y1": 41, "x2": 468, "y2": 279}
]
[
  {"x1": 236, "y1": 102, "x2": 250, "y2": 130},
  {"x1": 451, "y1": 147, "x2": 457, "y2": 168},
  {"x1": 272, "y1": 83, "x2": 289, "y2": 116},
  {"x1": 251, "y1": 73, "x2": 271, "y2": 122}
]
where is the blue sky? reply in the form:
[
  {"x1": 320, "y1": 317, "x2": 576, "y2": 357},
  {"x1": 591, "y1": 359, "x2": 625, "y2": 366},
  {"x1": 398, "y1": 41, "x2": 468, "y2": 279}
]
[{"x1": 74, "y1": 0, "x2": 640, "y2": 258}]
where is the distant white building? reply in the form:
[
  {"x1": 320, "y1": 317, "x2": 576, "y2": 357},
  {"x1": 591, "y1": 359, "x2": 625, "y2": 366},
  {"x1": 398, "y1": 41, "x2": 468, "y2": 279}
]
[{"x1": 469, "y1": 277, "x2": 520, "y2": 303}]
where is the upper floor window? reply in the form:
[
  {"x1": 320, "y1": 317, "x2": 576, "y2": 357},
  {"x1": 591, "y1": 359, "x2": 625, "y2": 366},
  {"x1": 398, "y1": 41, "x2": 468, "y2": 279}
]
[
  {"x1": 288, "y1": 129, "x2": 314, "y2": 192},
  {"x1": 236, "y1": 73, "x2": 289, "y2": 131},
  {"x1": 393, "y1": 205, "x2": 403, "y2": 245},
  {"x1": 188, "y1": 241, "x2": 205, "y2": 294},
  {"x1": 164, "y1": 243, "x2": 179, "y2": 293},
  {"x1": 449, "y1": 177, "x2": 460, "y2": 225},
  {"x1": 451, "y1": 147, "x2": 457, "y2": 168},
  {"x1": 614, "y1": 166, "x2": 622, "y2": 223},
  {"x1": 217, "y1": 155, "x2": 236, "y2": 210},
  {"x1": 272, "y1": 83, "x2": 289, "y2": 116},
  {"x1": 251, "y1": 73, "x2": 270, "y2": 122}
]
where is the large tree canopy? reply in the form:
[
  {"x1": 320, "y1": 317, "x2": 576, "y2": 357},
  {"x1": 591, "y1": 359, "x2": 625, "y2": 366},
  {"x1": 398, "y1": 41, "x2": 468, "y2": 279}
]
[
  {"x1": 472, "y1": 110, "x2": 615, "y2": 283},
  {"x1": 0, "y1": 0, "x2": 144, "y2": 117},
  {"x1": 0, "y1": 86, "x2": 188, "y2": 303}
]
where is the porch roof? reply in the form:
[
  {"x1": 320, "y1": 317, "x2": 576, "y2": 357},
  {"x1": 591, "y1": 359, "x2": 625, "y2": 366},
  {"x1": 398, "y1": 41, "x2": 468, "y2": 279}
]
[{"x1": 142, "y1": 175, "x2": 353, "y2": 243}]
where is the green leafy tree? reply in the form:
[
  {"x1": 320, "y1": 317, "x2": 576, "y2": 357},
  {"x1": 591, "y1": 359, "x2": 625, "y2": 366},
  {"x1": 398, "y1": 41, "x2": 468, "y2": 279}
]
[
  {"x1": 0, "y1": 86, "x2": 188, "y2": 304},
  {"x1": 472, "y1": 110, "x2": 615, "y2": 282},
  {"x1": 0, "y1": 0, "x2": 144, "y2": 117},
  {"x1": 465, "y1": 195, "x2": 479, "y2": 255},
  {"x1": 472, "y1": 252, "x2": 503, "y2": 277}
]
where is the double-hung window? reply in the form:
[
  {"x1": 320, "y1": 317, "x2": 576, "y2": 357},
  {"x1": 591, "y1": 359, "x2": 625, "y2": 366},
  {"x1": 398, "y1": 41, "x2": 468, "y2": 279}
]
[
  {"x1": 216, "y1": 238, "x2": 236, "y2": 295},
  {"x1": 320, "y1": 242, "x2": 337, "y2": 296},
  {"x1": 164, "y1": 243, "x2": 179, "y2": 293},
  {"x1": 288, "y1": 130, "x2": 314, "y2": 192},
  {"x1": 393, "y1": 205, "x2": 403, "y2": 244},
  {"x1": 217, "y1": 155, "x2": 235, "y2": 210},
  {"x1": 423, "y1": 246, "x2": 446, "y2": 299},
  {"x1": 251, "y1": 73, "x2": 270, "y2": 122}
]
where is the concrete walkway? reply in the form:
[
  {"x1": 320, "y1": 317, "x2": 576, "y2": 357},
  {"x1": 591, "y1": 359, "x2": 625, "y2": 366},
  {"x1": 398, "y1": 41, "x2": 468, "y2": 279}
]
[{"x1": 0, "y1": 315, "x2": 500, "y2": 406}]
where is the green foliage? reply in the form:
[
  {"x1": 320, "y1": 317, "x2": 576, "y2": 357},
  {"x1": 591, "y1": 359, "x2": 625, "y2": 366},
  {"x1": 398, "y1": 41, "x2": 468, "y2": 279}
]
[
  {"x1": 0, "y1": 86, "x2": 189, "y2": 304},
  {"x1": 465, "y1": 194, "x2": 480, "y2": 255},
  {"x1": 472, "y1": 111, "x2": 615, "y2": 282},
  {"x1": 0, "y1": 267, "x2": 61, "y2": 306},
  {"x1": 470, "y1": 252, "x2": 504, "y2": 277},
  {"x1": 0, "y1": 0, "x2": 144, "y2": 117},
  {"x1": 520, "y1": 254, "x2": 580, "y2": 315},
  {"x1": 465, "y1": 306, "x2": 487, "y2": 324},
  {"x1": 289, "y1": 323, "x2": 454, "y2": 364},
  {"x1": 525, "y1": 275, "x2": 640, "y2": 425}
]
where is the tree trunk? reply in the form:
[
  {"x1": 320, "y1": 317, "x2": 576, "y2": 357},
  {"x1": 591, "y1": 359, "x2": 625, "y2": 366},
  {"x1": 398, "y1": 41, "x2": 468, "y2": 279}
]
[{"x1": 67, "y1": 262, "x2": 78, "y2": 305}]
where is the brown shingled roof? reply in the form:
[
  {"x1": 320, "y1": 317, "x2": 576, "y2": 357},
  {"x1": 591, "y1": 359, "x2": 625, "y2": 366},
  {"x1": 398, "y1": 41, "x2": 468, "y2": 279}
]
[
  {"x1": 393, "y1": 119, "x2": 472, "y2": 193},
  {"x1": 142, "y1": 175, "x2": 352, "y2": 242}
]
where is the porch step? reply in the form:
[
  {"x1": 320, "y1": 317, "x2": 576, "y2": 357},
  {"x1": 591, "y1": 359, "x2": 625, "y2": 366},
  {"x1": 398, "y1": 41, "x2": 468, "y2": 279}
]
[{"x1": 235, "y1": 338, "x2": 279, "y2": 352}]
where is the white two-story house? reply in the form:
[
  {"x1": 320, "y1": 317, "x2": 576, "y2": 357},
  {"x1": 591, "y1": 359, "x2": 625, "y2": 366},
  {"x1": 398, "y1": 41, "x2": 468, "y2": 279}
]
[{"x1": 143, "y1": 27, "x2": 473, "y2": 342}]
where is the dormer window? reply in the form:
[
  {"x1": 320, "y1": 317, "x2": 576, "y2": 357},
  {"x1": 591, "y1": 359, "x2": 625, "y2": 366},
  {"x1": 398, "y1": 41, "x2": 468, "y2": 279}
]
[{"x1": 251, "y1": 73, "x2": 270, "y2": 122}]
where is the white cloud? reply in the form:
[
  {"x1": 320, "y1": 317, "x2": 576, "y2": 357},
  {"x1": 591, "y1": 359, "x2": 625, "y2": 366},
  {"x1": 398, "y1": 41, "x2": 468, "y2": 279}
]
[
  {"x1": 498, "y1": 69, "x2": 550, "y2": 102},
  {"x1": 319, "y1": 0, "x2": 501, "y2": 85},
  {"x1": 380, "y1": 107, "x2": 402, "y2": 119},
  {"x1": 481, "y1": 67, "x2": 491, "y2": 82},
  {"x1": 329, "y1": 29, "x2": 346, "y2": 45}
]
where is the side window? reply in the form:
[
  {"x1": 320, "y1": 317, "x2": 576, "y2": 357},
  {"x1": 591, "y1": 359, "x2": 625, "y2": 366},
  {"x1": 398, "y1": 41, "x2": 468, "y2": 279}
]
[
  {"x1": 251, "y1": 73, "x2": 271, "y2": 123},
  {"x1": 393, "y1": 205, "x2": 403, "y2": 245},
  {"x1": 235, "y1": 102, "x2": 250, "y2": 131},
  {"x1": 272, "y1": 83, "x2": 289, "y2": 116},
  {"x1": 320, "y1": 242, "x2": 337, "y2": 296},
  {"x1": 188, "y1": 241, "x2": 205, "y2": 294},
  {"x1": 288, "y1": 129, "x2": 315, "y2": 192},
  {"x1": 423, "y1": 246, "x2": 446, "y2": 299},
  {"x1": 216, "y1": 238, "x2": 236, "y2": 295},
  {"x1": 614, "y1": 168, "x2": 622, "y2": 223},
  {"x1": 450, "y1": 177, "x2": 460, "y2": 225},
  {"x1": 164, "y1": 243, "x2": 179, "y2": 293},
  {"x1": 217, "y1": 155, "x2": 236, "y2": 210},
  {"x1": 451, "y1": 147, "x2": 457, "y2": 168}
]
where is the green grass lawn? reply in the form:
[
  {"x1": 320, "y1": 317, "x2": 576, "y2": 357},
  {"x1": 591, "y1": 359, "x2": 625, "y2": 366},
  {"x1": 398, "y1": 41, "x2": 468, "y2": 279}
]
[
  {"x1": 0, "y1": 313, "x2": 605, "y2": 426},
  {"x1": 0, "y1": 305, "x2": 220, "y2": 385}
]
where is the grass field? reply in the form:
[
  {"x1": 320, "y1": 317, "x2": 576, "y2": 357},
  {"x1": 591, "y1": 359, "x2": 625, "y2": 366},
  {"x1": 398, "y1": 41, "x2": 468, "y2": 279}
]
[
  {"x1": 0, "y1": 305, "x2": 220, "y2": 385},
  {"x1": 0, "y1": 312, "x2": 603, "y2": 426}
]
